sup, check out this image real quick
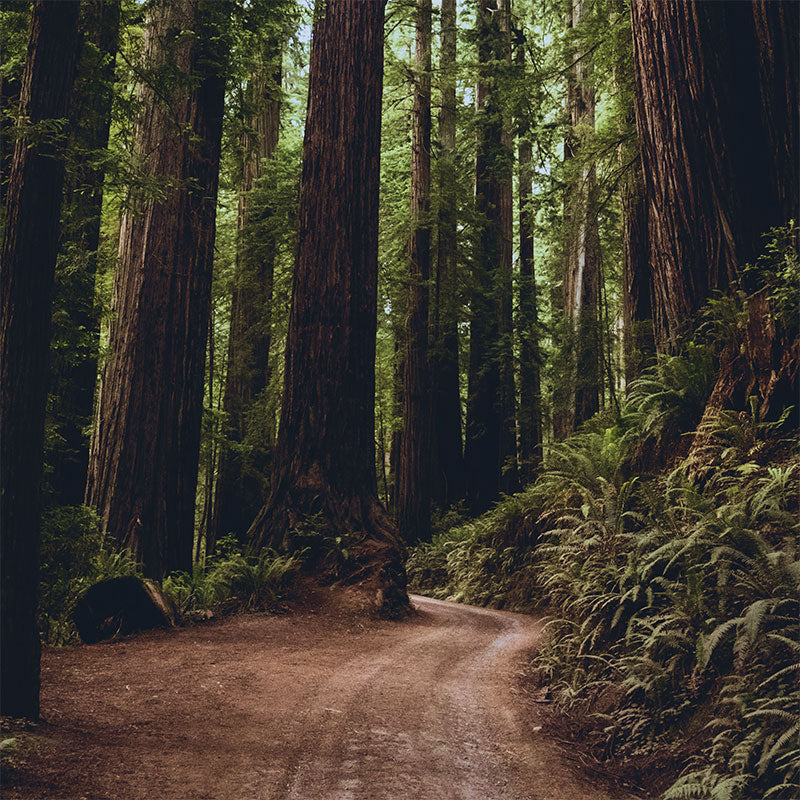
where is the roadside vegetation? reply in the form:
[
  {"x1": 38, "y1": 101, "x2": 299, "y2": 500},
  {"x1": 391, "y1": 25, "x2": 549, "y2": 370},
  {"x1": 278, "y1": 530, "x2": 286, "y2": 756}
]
[
  {"x1": 408, "y1": 235, "x2": 800, "y2": 800},
  {"x1": 39, "y1": 514, "x2": 301, "y2": 647}
]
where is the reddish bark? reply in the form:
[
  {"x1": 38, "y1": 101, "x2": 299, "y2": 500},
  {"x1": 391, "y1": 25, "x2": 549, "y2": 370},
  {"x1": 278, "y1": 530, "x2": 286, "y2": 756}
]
[
  {"x1": 465, "y1": 0, "x2": 513, "y2": 514},
  {"x1": 430, "y1": 0, "x2": 464, "y2": 510},
  {"x1": 631, "y1": 0, "x2": 798, "y2": 350},
  {"x1": 247, "y1": 0, "x2": 407, "y2": 615},
  {"x1": 621, "y1": 154, "x2": 652, "y2": 383},
  {"x1": 86, "y1": 0, "x2": 228, "y2": 578},
  {"x1": 396, "y1": 0, "x2": 433, "y2": 544},
  {"x1": 516, "y1": 44, "x2": 543, "y2": 483},
  {"x1": 562, "y1": 0, "x2": 600, "y2": 431}
]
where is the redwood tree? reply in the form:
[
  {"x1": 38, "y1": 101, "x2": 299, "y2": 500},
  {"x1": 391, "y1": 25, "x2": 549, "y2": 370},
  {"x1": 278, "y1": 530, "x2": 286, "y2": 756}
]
[
  {"x1": 396, "y1": 0, "x2": 433, "y2": 544},
  {"x1": 464, "y1": 0, "x2": 512, "y2": 515},
  {"x1": 0, "y1": 0, "x2": 80, "y2": 720},
  {"x1": 620, "y1": 153, "x2": 652, "y2": 383},
  {"x1": 213, "y1": 46, "x2": 282, "y2": 551},
  {"x1": 631, "y1": 0, "x2": 798, "y2": 352},
  {"x1": 563, "y1": 0, "x2": 600, "y2": 431},
  {"x1": 516, "y1": 45, "x2": 543, "y2": 483},
  {"x1": 497, "y1": 0, "x2": 518, "y2": 495},
  {"x1": 86, "y1": 0, "x2": 229, "y2": 578},
  {"x1": 430, "y1": 0, "x2": 464, "y2": 511},
  {"x1": 247, "y1": 0, "x2": 407, "y2": 613}
]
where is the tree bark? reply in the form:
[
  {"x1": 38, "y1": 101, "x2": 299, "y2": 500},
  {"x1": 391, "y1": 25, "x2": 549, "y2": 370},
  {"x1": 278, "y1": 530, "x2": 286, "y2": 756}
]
[
  {"x1": 396, "y1": 0, "x2": 432, "y2": 544},
  {"x1": 620, "y1": 153, "x2": 652, "y2": 383},
  {"x1": 631, "y1": 0, "x2": 797, "y2": 351},
  {"x1": 212, "y1": 49, "x2": 282, "y2": 551},
  {"x1": 430, "y1": 0, "x2": 464, "y2": 510},
  {"x1": 48, "y1": 0, "x2": 120, "y2": 507},
  {"x1": 516, "y1": 44, "x2": 543, "y2": 484},
  {"x1": 0, "y1": 0, "x2": 80, "y2": 721},
  {"x1": 247, "y1": 0, "x2": 407, "y2": 615},
  {"x1": 497, "y1": 0, "x2": 518, "y2": 495},
  {"x1": 464, "y1": 0, "x2": 509, "y2": 515},
  {"x1": 562, "y1": 0, "x2": 600, "y2": 432},
  {"x1": 86, "y1": 0, "x2": 229, "y2": 579}
]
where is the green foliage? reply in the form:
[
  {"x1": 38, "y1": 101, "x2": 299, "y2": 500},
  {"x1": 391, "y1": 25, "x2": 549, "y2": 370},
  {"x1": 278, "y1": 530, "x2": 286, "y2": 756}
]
[
  {"x1": 407, "y1": 489, "x2": 542, "y2": 608},
  {"x1": 626, "y1": 343, "x2": 715, "y2": 443},
  {"x1": 38, "y1": 506, "x2": 141, "y2": 645},
  {"x1": 409, "y1": 380, "x2": 799, "y2": 798},
  {"x1": 531, "y1": 401, "x2": 799, "y2": 798},
  {"x1": 163, "y1": 537, "x2": 303, "y2": 615},
  {"x1": 698, "y1": 224, "x2": 800, "y2": 353}
]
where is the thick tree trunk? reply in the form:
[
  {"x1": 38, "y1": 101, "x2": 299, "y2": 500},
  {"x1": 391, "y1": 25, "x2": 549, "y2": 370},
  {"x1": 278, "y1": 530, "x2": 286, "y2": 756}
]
[
  {"x1": 0, "y1": 0, "x2": 80, "y2": 721},
  {"x1": 212, "y1": 52, "x2": 281, "y2": 551},
  {"x1": 465, "y1": 0, "x2": 508, "y2": 515},
  {"x1": 396, "y1": 0, "x2": 432, "y2": 544},
  {"x1": 430, "y1": 0, "x2": 464, "y2": 510},
  {"x1": 247, "y1": 0, "x2": 407, "y2": 615},
  {"x1": 516, "y1": 47, "x2": 543, "y2": 484},
  {"x1": 563, "y1": 0, "x2": 600, "y2": 432},
  {"x1": 48, "y1": 0, "x2": 120, "y2": 507},
  {"x1": 632, "y1": 0, "x2": 799, "y2": 466},
  {"x1": 86, "y1": 0, "x2": 228, "y2": 579},
  {"x1": 631, "y1": 0, "x2": 797, "y2": 351},
  {"x1": 612, "y1": 0, "x2": 653, "y2": 385}
]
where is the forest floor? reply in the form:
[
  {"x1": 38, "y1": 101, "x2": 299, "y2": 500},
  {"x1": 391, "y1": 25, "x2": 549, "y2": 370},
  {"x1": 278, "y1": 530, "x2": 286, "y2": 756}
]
[{"x1": 2, "y1": 592, "x2": 644, "y2": 800}]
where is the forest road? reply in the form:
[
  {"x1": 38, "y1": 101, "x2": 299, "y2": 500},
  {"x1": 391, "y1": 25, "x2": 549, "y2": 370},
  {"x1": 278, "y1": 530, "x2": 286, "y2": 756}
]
[{"x1": 4, "y1": 593, "x2": 637, "y2": 800}]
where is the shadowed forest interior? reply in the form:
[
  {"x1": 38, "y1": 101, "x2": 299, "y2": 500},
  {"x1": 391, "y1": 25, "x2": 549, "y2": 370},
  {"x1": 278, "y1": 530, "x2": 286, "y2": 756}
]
[{"x1": 1, "y1": 0, "x2": 798, "y2": 798}]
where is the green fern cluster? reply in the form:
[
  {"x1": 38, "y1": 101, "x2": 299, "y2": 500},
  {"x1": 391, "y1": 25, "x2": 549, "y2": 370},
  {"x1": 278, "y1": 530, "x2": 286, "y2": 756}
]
[
  {"x1": 408, "y1": 373, "x2": 798, "y2": 798},
  {"x1": 539, "y1": 403, "x2": 798, "y2": 798},
  {"x1": 406, "y1": 490, "x2": 542, "y2": 609},
  {"x1": 163, "y1": 546, "x2": 303, "y2": 615}
]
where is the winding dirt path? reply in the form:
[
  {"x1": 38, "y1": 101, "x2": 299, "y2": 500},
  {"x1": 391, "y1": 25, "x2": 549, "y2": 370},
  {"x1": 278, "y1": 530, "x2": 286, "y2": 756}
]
[{"x1": 3, "y1": 594, "x2": 636, "y2": 800}]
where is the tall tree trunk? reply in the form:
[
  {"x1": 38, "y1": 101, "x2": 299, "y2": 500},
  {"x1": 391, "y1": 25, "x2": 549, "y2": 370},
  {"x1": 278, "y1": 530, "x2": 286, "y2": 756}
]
[
  {"x1": 396, "y1": 0, "x2": 432, "y2": 544},
  {"x1": 497, "y1": 0, "x2": 518, "y2": 494},
  {"x1": 86, "y1": 0, "x2": 229, "y2": 579},
  {"x1": 212, "y1": 51, "x2": 282, "y2": 551},
  {"x1": 621, "y1": 154, "x2": 652, "y2": 383},
  {"x1": 611, "y1": 0, "x2": 652, "y2": 385},
  {"x1": 430, "y1": 0, "x2": 464, "y2": 510},
  {"x1": 0, "y1": 0, "x2": 80, "y2": 721},
  {"x1": 563, "y1": 0, "x2": 600, "y2": 432},
  {"x1": 48, "y1": 0, "x2": 120, "y2": 508},
  {"x1": 631, "y1": 0, "x2": 797, "y2": 351},
  {"x1": 550, "y1": 0, "x2": 573, "y2": 443},
  {"x1": 247, "y1": 0, "x2": 407, "y2": 615},
  {"x1": 516, "y1": 44, "x2": 543, "y2": 484},
  {"x1": 464, "y1": 0, "x2": 507, "y2": 515}
]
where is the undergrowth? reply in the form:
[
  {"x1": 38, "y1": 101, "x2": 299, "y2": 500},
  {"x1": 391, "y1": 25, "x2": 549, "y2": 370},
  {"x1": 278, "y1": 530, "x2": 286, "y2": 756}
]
[
  {"x1": 162, "y1": 537, "x2": 303, "y2": 615},
  {"x1": 408, "y1": 364, "x2": 799, "y2": 800},
  {"x1": 39, "y1": 516, "x2": 302, "y2": 645},
  {"x1": 39, "y1": 505, "x2": 140, "y2": 645}
]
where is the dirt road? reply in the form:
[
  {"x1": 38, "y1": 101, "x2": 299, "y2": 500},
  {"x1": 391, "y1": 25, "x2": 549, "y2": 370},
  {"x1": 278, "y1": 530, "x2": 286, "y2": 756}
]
[{"x1": 3, "y1": 594, "x2": 635, "y2": 800}]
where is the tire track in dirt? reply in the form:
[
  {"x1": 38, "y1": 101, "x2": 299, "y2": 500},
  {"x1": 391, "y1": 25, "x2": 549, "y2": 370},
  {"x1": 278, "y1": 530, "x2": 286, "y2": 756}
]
[{"x1": 2, "y1": 593, "x2": 638, "y2": 800}]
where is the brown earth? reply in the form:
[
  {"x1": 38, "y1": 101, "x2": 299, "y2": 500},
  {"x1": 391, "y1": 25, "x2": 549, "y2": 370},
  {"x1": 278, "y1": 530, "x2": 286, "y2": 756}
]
[{"x1": 1, "y1": 593, "x2": 642, "y2": 800}]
